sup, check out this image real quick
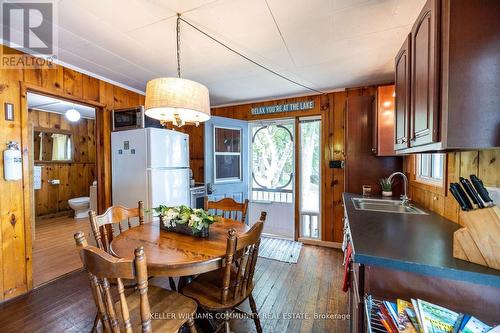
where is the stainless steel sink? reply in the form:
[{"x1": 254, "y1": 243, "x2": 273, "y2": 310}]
[{"x1": 351, "y1": 197, "x2": 428, "y2": 215}]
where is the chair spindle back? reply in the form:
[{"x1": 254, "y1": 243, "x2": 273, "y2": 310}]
[
  {"x1": 74, "y1": 232, "x2": 152, "y2": 333},
  {"x1": 205, "y1": 197, "x2": 249, "y2": 224},
  {"x1": 221, "y1": 211, "x2": 266, "y2": 304},
  {"x1": 89, "y1": 201, "x2": 144, "y2": 252}
]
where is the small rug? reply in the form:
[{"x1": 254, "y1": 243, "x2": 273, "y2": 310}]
[{"x1": 258, "y1": 236, "x2": 303, "y2": 264}]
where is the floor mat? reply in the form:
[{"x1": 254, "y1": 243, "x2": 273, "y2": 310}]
[{"x1": 258, "y1": 236, "x2": 303, "y2": 264}]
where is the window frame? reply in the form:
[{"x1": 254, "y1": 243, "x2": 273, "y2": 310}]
[
  {"x1": 415, "y1": 153, "x2": 446, "y2": 187},
  {"x1": 298, "y1": 115, "x2": 322, "y2": 239},
  {"x1": 213, "y1": 125, "x2": 242, "y2": 184}
]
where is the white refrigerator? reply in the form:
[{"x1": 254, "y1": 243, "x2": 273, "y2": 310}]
[{"x1": 111, "y1": 128, "x2": 190, "y2": 210}]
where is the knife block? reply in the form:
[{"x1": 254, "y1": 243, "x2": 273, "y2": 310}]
[{"x1": 453, "y1": 206, "x2": 500, "y2": 270}]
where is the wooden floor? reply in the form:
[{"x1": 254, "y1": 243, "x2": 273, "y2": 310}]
[
  {"x1": 1, "y1": 245, "x2": 348, "y2": 333},
  {"x1": 33, "y1": 215, "x2": 94, "y2": 287}
]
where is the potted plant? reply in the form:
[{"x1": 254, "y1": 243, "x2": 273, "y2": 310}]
[
  {"x1": 151, "y1": 205, "x2": 219, "y2": 238},
  {"x1": 379, "y1": 178, "x2": 393, "y2": 197}
]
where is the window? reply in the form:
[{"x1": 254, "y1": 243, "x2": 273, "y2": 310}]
[
  {"x1": 214, "y1": 127, "x2": 241, "y2": 183},
  {"x1": 416, "y1": 153, "x2": 445, "y2": 185},
  {"x1": 299, "y1": 117, "x2": 321, "y2": 239},
  {"x1": 251, "y1": 122, "x2": 294, "y2": 203}
]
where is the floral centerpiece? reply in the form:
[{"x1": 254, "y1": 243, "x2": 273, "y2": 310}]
[{"x1": 151, "y1": 205, "x2": 219, "y2": 237}]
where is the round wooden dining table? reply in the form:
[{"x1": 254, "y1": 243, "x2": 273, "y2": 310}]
[{"x1": 110, "y1": 218, "x2": 249, "y2": 277}]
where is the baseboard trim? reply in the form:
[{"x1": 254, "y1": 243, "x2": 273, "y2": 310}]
[{"x1": 298, "y1": 238, "x2": 342, "y2": 249}]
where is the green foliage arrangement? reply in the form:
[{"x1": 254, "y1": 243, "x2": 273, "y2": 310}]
[
  {"x1": 379, "y1": 178, "x2": 394, "y2": 191},
  {"x1": 151, "y1": 205, "x2": 219, "y2": 234}
]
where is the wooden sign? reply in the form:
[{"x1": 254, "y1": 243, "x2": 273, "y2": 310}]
[{"x1": 251, "y1": 101, "x2": 314, "y2": 115}]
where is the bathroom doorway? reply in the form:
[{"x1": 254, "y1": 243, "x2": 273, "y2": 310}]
[{"x1": 28, "y1": 92, "x2": 98, "y2": 287}]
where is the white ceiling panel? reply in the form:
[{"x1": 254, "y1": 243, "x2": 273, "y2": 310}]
[
  {"x1": 4, "y1": 0, "x2": 428, "y2": 105},
  {"x1": 71, "y1": 0, "x2": 174, "y2": 33},
  {"x1": 146, "y1": 0, "x2": 222, "y2": 15},
  {"x1": 183, "y1": 0, "x2": 294, "y2": 68},
  {"x1": 28, "y1": 92, "x2": 96, "y2": 119}
]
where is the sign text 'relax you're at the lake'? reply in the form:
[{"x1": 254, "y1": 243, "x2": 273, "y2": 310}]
[{"x1": 251, "y1": 101, "x2": 314, "y2": 115}]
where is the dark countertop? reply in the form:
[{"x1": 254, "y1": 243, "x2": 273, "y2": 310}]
[{"x1": 343, "y1": 192, "x2": 500, "y2": 288}]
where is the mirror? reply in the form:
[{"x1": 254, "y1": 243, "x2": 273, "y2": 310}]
[{"x1": 34, "y1": 130, "x2": 72, "y2": 162}]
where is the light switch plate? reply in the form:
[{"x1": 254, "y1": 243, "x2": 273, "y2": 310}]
[{"x1": 4, "y1": 103, "x2": 14, "y2": 121}]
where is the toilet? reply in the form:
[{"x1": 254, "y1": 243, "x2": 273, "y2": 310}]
[
  {"x1": 68, "y1": 181, "x2": 97, "y2": 219},
  {"x1": 68, "y1": 197, "x2": 90, "y2": 219}
]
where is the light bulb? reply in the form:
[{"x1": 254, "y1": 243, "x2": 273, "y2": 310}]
[{"x1": 65, "y1": 108, "x2": 81, "y2": 122}]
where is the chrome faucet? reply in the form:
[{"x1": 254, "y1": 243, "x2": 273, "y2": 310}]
[{"x1": 388, "y1": 172, "x2": 410, "y2": 205}]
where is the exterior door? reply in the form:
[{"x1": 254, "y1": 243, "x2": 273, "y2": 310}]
[
  {"x1": 249, "y1": 120, "x2": 295, "y2": 237},
  {"x1": 204, "y1": 116, "x2": 249, "y2": 204}
]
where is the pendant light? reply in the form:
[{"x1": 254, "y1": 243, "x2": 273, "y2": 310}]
[{"x1": 145, "y1": 14, "x2": 210, "y2": 127}]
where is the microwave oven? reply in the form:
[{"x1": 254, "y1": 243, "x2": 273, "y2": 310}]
[{"x1": 111, "y1": 106, "x2": 162, "y2": 131}]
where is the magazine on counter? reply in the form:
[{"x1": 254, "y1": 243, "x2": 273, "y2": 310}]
[{"x1": 417, "y1": 299, "x2": 459, "y2": 333}]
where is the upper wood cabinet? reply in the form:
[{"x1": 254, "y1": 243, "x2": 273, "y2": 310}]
[
  {"x1": 373, "y1": 85, "x2": 398, "y2": 156},
  {"x1": 410, "y1": 0, "x2": 439, "y2": 148},
  {"x1": 394, "y1": 0, "x2": 500, "y2": 153},
  {"x1": 394, "y1": 35, "x2": 411, "y2": 151}
]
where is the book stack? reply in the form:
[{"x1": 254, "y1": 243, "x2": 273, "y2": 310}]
[{"x1": 375, "y1": 298, "x2": 497, "y2": 333}]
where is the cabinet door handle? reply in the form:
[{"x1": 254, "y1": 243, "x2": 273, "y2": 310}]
[{"x1": 401, "y1": 138, "x2": 407, "y2": 143}]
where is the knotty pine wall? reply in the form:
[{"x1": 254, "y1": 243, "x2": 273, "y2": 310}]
[
  {"x1": 404, "y1": 150, "x2": 500, "y2": 225},
  {"x1": 208, "y1": 87, "x2": 379, "y2": 243},
  {"x1": 0, "y1": 45, "x2": 144, "y2": 301},
  {"x1": 30, "y1": 109, "x2": 96, "y2": 216}
]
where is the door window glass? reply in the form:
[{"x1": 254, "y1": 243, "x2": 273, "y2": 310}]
[
  {"x1": 214, "y1": 127, "x2": 241, "y2": 182},
  {"x1": 299, "y1": 118, "x2": 321, "y2": 239},
  {"x1": 251, "y1": 122, "x2": 294, "y2": 203}
]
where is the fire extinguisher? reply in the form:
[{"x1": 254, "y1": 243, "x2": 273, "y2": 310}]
[{"x1": 4, "y1": 141, "x2": 22, "y2": 181}]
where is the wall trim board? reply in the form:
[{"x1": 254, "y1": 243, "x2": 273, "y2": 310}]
[
  {"x1": 22, "y1": 83, "x2": 106, "y2": 108},
  {"x1": 212, "y1": 88, "x2": 346, "y2": 108},
  {"x1": 298, "y1": 238, "x2": 342, "y2": 249},
  {"x1": 53, "y1": 59, "x2": 145, "y2": 97}
]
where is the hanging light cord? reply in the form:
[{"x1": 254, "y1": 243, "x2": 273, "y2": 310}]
[
  {"x1": 176, "y1": 14, "x2": 182, "y2": 78},
  {"x1": 177, "y1": 16, "x2": 325, "y2": 95}
]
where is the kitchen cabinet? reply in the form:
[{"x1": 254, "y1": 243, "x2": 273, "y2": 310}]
[
  {"x1": 394, "y1": 0, "x2": 500, "y2": 153},
  {"x1": 343, "y1": 193, "x2": 500, "y2": 332},
  {"x1": 373, "y1": 85, "x2": 397, "y2": 156},
  {"x1": 394, "y1": 36, "x2": 410, "y2": 151},
  {"x1": 345, "y1": 95, "x2": 402, "y2": 195},
  {"x1": 348, "y1": 262, "x2": 364, "y2": 333},
  {"x1": 410, "y1": 0, "x2": 440, "y2": 148}
]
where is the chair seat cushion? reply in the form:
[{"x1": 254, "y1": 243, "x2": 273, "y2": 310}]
[
  {"x1": 181, "y1": 267, "x2": 254, "y2": 311},
  {"x1": 113, "y1": 285, "x2": 197, "y2": 333}
]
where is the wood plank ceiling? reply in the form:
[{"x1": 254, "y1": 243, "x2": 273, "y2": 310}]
[{"x1": 4, "y1": 0, "x2": 426, "y2": 105}]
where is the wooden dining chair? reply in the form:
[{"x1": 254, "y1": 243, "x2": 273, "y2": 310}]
[
  {"x1": 88, "y1": 200, "x2": 177, "y2": 329},
  {"x1": 181, "y1": 211, "x2": 267, "y2": 333},
  {"x1": 88, "y1": 201, "x2": 145, "y2": 252},
  {"x1": 74, "y1": 232, "x2": 198, "y2": 333},
  {"x1": 204, "y1": 197, "x2": 250, "y2": 224}
]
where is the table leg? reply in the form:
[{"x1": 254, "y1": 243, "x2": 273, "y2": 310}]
[
  {"x1": 178, "y1": 275, "x2": 218, "y2": 332},
  {"x1": 178, "y1": 275, "x2": 193, "y2": 292}
]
